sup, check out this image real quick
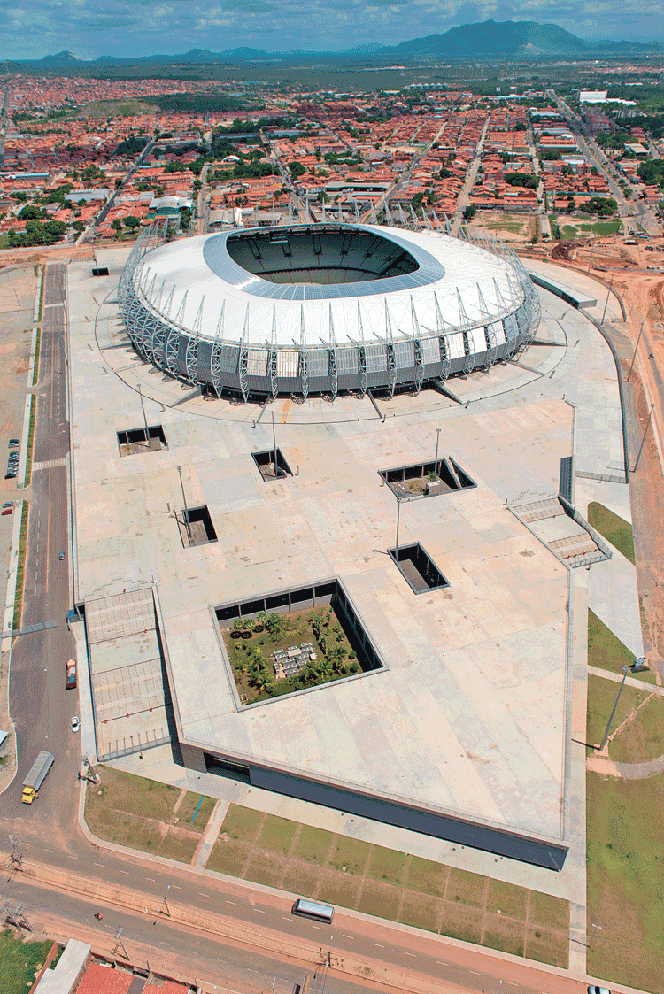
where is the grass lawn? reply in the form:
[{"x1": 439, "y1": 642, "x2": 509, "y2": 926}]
[
  {"x1": 439, "y1": 904, "x2": 483, "y2": 945},
  {"x1": 586, "y1": 674, "x2": 651, "y2": 752},
  {"x1": 367, "y1": 845, "x2": 407, "y2": 887},
  {"x1": 293, "y1": 825, "x2": 333, "y2": 864},
  {"x1": 328, "y1": 834, "x2": 370, "y2": 875},
  {"x1": 587, "y1": 609, "x2": 650, "y2": 678},
  {"x1": 219, "y1": 804, "x2": 263, "y2": 843},
  {"x1": 587, "y1": 771, "x2": 664, "y2": 992},
  {"x1": 157, "y1": 830, "x2": 200, "y2": 863},
  {"x1": 528, "y1": 890, "x2": 569, "y2": 931},
  {"x1": 207, "y1": 839, "x2": 249, "y2": 876},
  {"x1": 357, "y1": 879, "x2": 401, "y2": 920},
  {"x1": 486, "y1": 878, "x2": 527, "y2": 919},
  {"x1": 609, "y1": 692, "x2": 664, "y2": 763},
  {"x1": 176, "y1": 792, "x2": 216, "y2": 833},
  {"x1": 86, "y1": 767, "x2": 179, "y2": 822},
  {"x1": 257, "y1": 814, "x2": 298, "y2": 855},
  {"x1": 0, "y1": 930, "x2": 52, "y2": 994},
  {"x1": 482, "y1": 914, "x2": 525, "y2": 957},
  {"x1": 399, "y1": 890, "x2": 441, "y2": 932},
  {"x1": 447, "y1": 867, "x2": 486, "y2": 908},
  {"x1": 525, "y1": 925, "x2": 569, "y2": 968},
  {"x1": 407, "y1": 855, "x2": 448, "y2": 898},
  {"x1": 587, "y1": 502, "x2": 635, "y2": 564}
]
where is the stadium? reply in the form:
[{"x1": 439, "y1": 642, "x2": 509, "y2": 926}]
[{"x1": 118, "y1": 220, "x2": 540, "y2": 400}]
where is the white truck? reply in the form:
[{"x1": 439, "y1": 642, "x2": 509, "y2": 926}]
[{"x1": 22, "y1": 750, "x2": 54, "y2": 804}]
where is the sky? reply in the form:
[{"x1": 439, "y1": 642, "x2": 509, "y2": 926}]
[{"x1": 1, "y1": 0, "x2": 663, "y2": 60}]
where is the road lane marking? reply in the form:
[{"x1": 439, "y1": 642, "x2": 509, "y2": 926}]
[
  {"x1": 67, "y1": 854, "x2": 79, "y2": 860},
  {"x1": 403, "y1": 952, "x2": 415, "y2": 958},
  {"x1": 118, "y1": 869, "x2": 129, "y2": 875},
  {"x1": 171, "y1": 885, "x2": 181, "y2": 890},
  {"x1": 252, "y1": 908, "x2": 265, "y2": 914},
  {"x1": 469, "y1": 971, "x2": 481, "y2": 976},
  {"x1": 225, "y1": 900, "x2": 236, "y2": 905},
  {"x1": 144, "y1": 876, "x2": 155, "y2": 882},
  {"x1": 94, "y1": 862, "x2": 104, "y2": 867},
  {"x1": 373, "y1": 943, "x2": 383, "y2": 948}
]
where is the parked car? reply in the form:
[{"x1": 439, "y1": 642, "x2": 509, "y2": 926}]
[
  {"x1": 587, "y1": 987, "x2": 611, "y2": 994},
  {"x1": 58, "y1": 551, "x2": 65, "y2": 561},
  {"x1": 2, "y1": 502, "x2": 13, "y2": 515},
  {"x1": 71, "y1": 716, "x2": 80, "y2": 733},
  {"x1": 8, "y1": 438, "x2": 19, "y2": 447},
  {"x1": 4, "y1": 471, "x2": 17, "y2": 480}
]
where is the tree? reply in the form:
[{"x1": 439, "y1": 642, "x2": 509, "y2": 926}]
[
  {"x1": 124, "y1": 215, "x2": 140, "y2": 231},
  {"x1": 18, "y1": 204, "x2": 44, "y2": 221},
  {"x1": 72, "y1": 220, "x2": 84, "y2": 232},
  {"x1": 289, "y1": 160, "x2": 306, "y2": 179},
  {"x1": 111, "y1": 219, "x2": 123, "y2": 233},
  {"x1": 463, "y1": 204, "x2": 477, "y2": 221},
  {"x1": 266, "y1": 612, "x2": 283, "y2": 638}
]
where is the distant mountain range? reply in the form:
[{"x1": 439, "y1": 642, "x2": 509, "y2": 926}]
[{"x1": 3, "y1": 19, "x2": 664, "y2": 73}]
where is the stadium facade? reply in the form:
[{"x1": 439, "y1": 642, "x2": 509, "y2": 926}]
[{"x1": 118, "y1": 219, "x2": 540, "y2": 400}]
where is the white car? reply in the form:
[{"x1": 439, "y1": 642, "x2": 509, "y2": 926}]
[
  {"x1": 71, "y1": 716, "x2": 80, "y2": 733},
  {"x1": 588, "y1": 987, "x2": 611, "y2": 994}
]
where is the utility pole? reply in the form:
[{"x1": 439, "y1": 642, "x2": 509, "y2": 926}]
[
  {"x1": 627, "y1": 320, "x2": 645, "y2": 381},
  {"x1": 114, "y1": 927, "x2": 129, "y2": 959},
  {"x1": 7, "y1": 836, "x2": 23, "y2": 871},
  {"x1": 3, "y1": 900, "x2": 31, "y2": 931}
]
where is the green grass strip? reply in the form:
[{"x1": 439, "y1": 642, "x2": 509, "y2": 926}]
[
  {"x1": 12, "y1": 502, "x2": 29, "y2": 631},
  {"x1": 587, "y1": 771, "x2": 664, "y2": 991},
  {"x1": 24, "y1": 394, "x2": 35, "y2": 488},
  {"x1": 0, "y1": 929, "x2": 52, "y2": 994},
  {"x1": 37, "y1": 266, "x2": 44, "y2": 324},
  {"x1": 32, "y1": 322, "x2": 41, "y2": 388},
  {"x1": 587, "y1": 501, "x2": 635, "y2": 564}
]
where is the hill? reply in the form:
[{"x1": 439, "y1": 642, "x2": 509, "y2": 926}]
[{"x1": 388, "y1": 20, "x2": 588, "y2": 59}]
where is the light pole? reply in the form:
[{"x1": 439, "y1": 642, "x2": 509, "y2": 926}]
[
  {"x1": 627, "y1": 320, "x2": 645, "y2": 382},
  {"x1": 160, "y1": 884, "x2": 171, "y2": 917},
  {"x1": 177, "y1": 466, "x2": 191, "y2": 544},
  {"x1": 633, "y1": 405, "x2": 655, "y2": 474},
  {"x1": 599, "y1": 666, "x2": 630, "y2": 751},
  {"x1": 395, "y1": 498, "x2": 401, "y2": 561},
  {"x1": 435, "y1": 427, "x2": 441, "y2": 472},
  {"x1": 600, "y1": 276, "x2": 614, "y2": 326}
]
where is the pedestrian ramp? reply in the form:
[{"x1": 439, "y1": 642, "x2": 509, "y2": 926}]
[
  {"x1": 85, "y1": 587, "x2": 173, "y2": 763},
  {"x1": 509, "y1": 493, "x2": 612, "y2": 568}
]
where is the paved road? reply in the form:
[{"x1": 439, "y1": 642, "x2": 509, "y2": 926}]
[
  {"x1": 0, "y1": 263, "x2": 587, "y2": 994},
  {"x1": 6, "y1": 262, "x2": 79, "y2": 851},
  {"x1": 551, "y1": 94, "x2": 661, "y2": 238},
  {"x1": 453, "y1": 118, "x2": 490, "y2": 226}
]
